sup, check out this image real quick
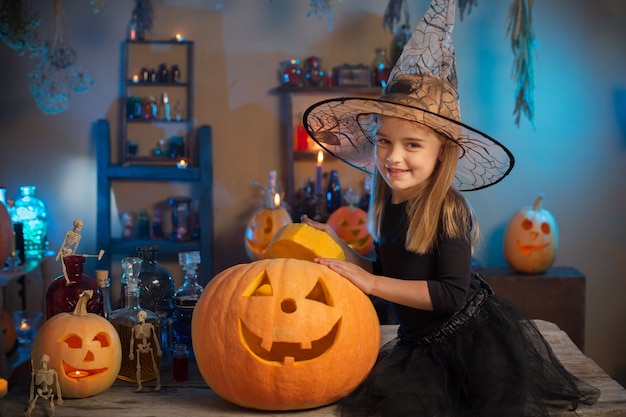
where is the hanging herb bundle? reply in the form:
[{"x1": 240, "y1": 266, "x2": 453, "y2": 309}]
[
  {"x1": 507, "y1": 0, "x2": 536, "y2": 127},
  {"x1": 307, "y1": 0, "x2": 337, "y2": 31},
  {"x1": 0, "y1": 0, "x2": 41, "y2": 55}
]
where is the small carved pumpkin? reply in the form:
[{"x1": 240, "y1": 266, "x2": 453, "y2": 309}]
[
  {"x1": 1, "y1": 310, "x2": 16, "y2": 354},
  {"x1": 245, "y1": 203, "x2": 293, "y2": 261},
  {"x1": 192, "y1": 258, "x2": 380, "y2": 411},
  {"x1": 503, "y1": 195, "x2": 559, "y2": 274},
  {"x1": 326, "y1": 206, "x2": 374, "y2": 256},
  {"x1": 32, "y1": 290, "x2": 122, "y2": 398}
]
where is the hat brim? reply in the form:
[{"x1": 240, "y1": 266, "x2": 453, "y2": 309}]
[{"x1": 303, "y1": 96, "x2": 514, "y2": 192}]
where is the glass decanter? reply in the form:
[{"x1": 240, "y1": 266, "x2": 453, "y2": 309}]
[
  {"x1": 136, "y1": 246, "x2": 175, "y2": 318},
  {"x1": 109, "y1": 257, "x2": 161, "y2": 384},
  {"x1": 172, "y1": 250, "x2": 203, "y2": 362},
  {"x1": 46, "y1": 255, "x2": 103, "y2": 319},
  {"x1": 11, "y1": 185, "x2": 48, "y2": 259}
]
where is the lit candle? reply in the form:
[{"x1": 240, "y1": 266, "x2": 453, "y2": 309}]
[
  {"x1": 68, "y1": 370, "x2": 90, "y2": 378},
  {"x1": 273, "y1": 193, "x2": 281, "y2": 208},
  {"x1": 175, "y1": 33, "x2": 185, "y2": 42},
  {"x1": 19, "y1": 319, "x2": 30, "y2": 332},
  {"x1": 176, "y1": 158, "x2": 189, "y2": 169},
  {"x1": 131, "y1": 74, "x2": 140, "y2": 83},
  {"x1": 315, "y1": 150, "x2": 323, "y2": 195}
]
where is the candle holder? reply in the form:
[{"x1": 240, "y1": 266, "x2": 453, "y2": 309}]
[{"x1": 12, "y1": 310, "x2": 43, "y2": 349}]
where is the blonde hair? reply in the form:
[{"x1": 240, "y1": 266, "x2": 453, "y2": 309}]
[{"x1": 368, "y1": 131, "x2": 479, "y2": 254}]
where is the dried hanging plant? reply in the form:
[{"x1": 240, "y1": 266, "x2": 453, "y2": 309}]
[
  {"x1": 382, "y1": 0, "x2": 408, "y2": 33},
  {"x1": 457, "y1": 0, "x2": 478, "y2": 21},
  {"x1": 507, "y1": 0, "x2": 536, "y2": 127},
  {"x1": 307, "y1": 0, "x2": 337, "y2": 31},
  {"x1": 0, "y1": 0, "x2": 41, "y2": 55},
  {"x1": 28, "y1": 0, "x2": 94, "y2": 114},
  {"x1": 131, "y1": 0, "x2": 153, "y2": 39}
]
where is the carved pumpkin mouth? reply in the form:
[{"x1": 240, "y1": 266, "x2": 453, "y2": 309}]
[
  {"x1": 62, "y1": 361, "x2": 108, "y2": 377},
  {"x1": 516, "y1": 240, "x2": 550, "y2": 255},
  {"x1": 349, "y1": 235, "x2": 372, "y2": 249},
  {"x1": 239, "y1": 319, "x2": 340, "y2": 365}
]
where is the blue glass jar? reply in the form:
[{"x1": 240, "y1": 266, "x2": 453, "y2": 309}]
[{"x1": 11, "y1": 185, "x2": 47, "y2": 259}]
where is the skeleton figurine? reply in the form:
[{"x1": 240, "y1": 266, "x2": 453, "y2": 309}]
[
  {"x1": 129, "y1": 310, "x2": 162, "y2": 392},
  {"x1": 56, "y1": 219, "x2": 83, "y2": 284},
  {"x1": 25, "y1": 354, "x2": 63, "y2": 417}
]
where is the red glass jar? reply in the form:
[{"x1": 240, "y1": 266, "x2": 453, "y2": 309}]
[{"x1": 46, "y1": 255, "x2": 103, "y2": 319}]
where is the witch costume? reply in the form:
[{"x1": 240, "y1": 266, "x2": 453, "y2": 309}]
[{"x1": 303, "y1": 0, "x2": 600, "y2": 415}]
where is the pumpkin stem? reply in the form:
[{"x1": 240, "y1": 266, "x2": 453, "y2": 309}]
[
  {"x1": 73, "y1": 289, "x2": 93, "y2": 317},
  {"x1": 532, "y1": 194, "x2": 544, "y2": 211}
]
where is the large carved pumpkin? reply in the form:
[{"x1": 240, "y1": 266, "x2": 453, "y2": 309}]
[
  {"x1": 192, "y1": 258, "x2": 380, "y2": 411},
  {"x1": 326, "y1": 206, "x2": 374, "y2": 256},
  {"x1": 0, "y1": 202, "x2": 12, "y2": 269},
  {"x1": 245, "y1": 203, "x2": 293, "y2": 261},
  {"x1": 32, "y1": 290, "x2": 122, "y2": 398},
  {"x1": 503, "y1": 195, "x2": 559, "y2": 274}
]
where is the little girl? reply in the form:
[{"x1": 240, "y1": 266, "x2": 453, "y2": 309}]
[{"x1": 301, "y1": 0, "x2": 600, "y2": 415}]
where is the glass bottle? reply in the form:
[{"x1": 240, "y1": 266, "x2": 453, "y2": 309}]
[
  {"x1": 264, "y1": 170, "x2": 282, "y2": 209},
  {"x1": 326, "y1": 170, "x2": 342, "y2": 215},
  {"x1": 172, "y1": 251, "x2": 203, "y2": 362},
  {"x1": 152, "y1": 210, "x2": 164, "y2": 240},
  {"x1": 136, "y1": 246, "x2": 175, "y2": 318},
  {"x1": 110, "y1": 257, "x2": 161, "y2": 383},
  {"x1": 172, "y1": 343, "x2": 189, "y2": 382},
  {"x1": 137, "y1": 209, "x2": 150, "y2": 240},
  {"x1": 168, "y1": 197, "x2": 191, "y2": 241},
  {"x1": 120, "y1": 256, "x2": 142, "y2": 309},
  {"x1": 11, "y1": 185, "x2": 47, "y2": 259},
  {"x1": 96, "y1": 269, "x2": 112, "y2": 319},
  {"x1": 46, "y1": 255, "x2": 103, "y2": 319}
]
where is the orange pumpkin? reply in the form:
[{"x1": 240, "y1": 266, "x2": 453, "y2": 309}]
[
  {"x1": 192, "y1": 258, "x2": 380, "y2": 411},
  {"x1": 268, "y1": 223, "x2": 345, "y2": 261},
  {"x1": 503, "y1": 195, "x2": 559, "y2": 274},
  {"x1": 245, "y1": 205, "x2": 293, "y2": 261},
  {"x1": 0, "y1": 202, "x2": 12, "y2": 269},
  {"x1": 326, "y1": 206, "x2": 374, "y2": 256},
  {"x1": 1, "y1": 310, "x2": 16, "y2": 354},
  {"x1": 32, "y1": 290, "x2": 122, "y2": 398}
]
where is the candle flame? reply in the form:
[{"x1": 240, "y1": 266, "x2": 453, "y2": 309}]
[
  {"x1": 317, "y1": 150, "x2": 323, "y2": 165},
  {"x1": 19, "y1": 320, "x2": 30, "y2": 331},
  {"x1": 274, "y1": 193, "x2": 281, "y2": 207}
]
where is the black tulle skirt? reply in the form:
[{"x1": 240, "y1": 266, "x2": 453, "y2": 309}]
[{"x1": 341, "y1": 280, "x2": 600, "y2": 417}]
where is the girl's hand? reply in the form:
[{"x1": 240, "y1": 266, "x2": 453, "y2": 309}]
[
  {"x1": 300, "y1": 214, "x2": 338, "y2": 238},
  {"x1": 314, "y1": 257, "x2": 376, "y2": 295}
]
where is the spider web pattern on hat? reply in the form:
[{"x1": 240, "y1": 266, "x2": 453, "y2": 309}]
[{"x1": 303, "y1": 0, "x2": 514, "y2": 191}]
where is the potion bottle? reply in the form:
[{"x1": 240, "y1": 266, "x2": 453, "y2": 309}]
[
  {"x1": 96, "y1": 270, "x2": 112, "y2": 319},
  {"x1": 136, "y1": 246, "x2": 175, "y2": 318},
  {"x1": 326, "y1": 170, "x2": 342, "y2": 215},
  {"x1": 109, "y1": 257, "x2": 161, "y2": 383},
  {"x1": 11, "y1": 185, "x2": 47, "y2": 259},
  {"x1": 172, "y1": 251, "x2": 203, "y2": 362},
  {"x1": 46, "y1": 255, "x2": 103, "y2": 319}
]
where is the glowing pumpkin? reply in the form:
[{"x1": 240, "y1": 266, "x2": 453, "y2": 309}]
[
  {"x1": 245, "y1": 200, "x2": 293, "y2": 261},
  {"x1": 1, "y1": 310, "x2": 16, "y2": 354},
  {"x1": 192, "y1": 258, "x2": 380, "y2": 411},
  {"x1": 503, "y1": 195, "x2": 559, "y2": 274},
  {"x1": 326, "y1": 206, "x2": 374, "y2": 256},
  {"x1": 32, "y1": 290, "x2": 122, "y2": 398},
  {"x1": 268, "y1": 223, "x2": 345, "y2": 261}
]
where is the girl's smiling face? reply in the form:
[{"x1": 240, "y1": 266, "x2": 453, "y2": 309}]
[{"x1": 374, "y1": 115, "x2": 444, "y2": 203}]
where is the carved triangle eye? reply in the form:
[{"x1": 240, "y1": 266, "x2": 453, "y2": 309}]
[
  {"x1": 306, "y1": 278, "x2": 333, "y2": 307},
  {"x1": 246, "y1": 271, "x2": 273, "y2": 297}
]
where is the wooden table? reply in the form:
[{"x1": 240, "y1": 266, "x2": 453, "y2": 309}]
[{"x1": 2, "y1": 321, "x2": 625, "y2": 417}]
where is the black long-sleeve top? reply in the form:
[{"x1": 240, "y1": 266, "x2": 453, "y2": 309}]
[{"x1": 373, "y1": 200, "x2": 480, "y2": 339}]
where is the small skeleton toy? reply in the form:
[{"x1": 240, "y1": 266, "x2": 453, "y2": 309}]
[
  {"x1": 129, "y1": 310, "x2": 162, "y2": 392},
  {"x1": 55, "y1": 219, "x2": 105, "y2": 285},
  {"x1": 25, "y1": 354, "x2": 63, "y2": 417},
  {"x1": 56, "y1": 219, "x2": 83, "y2": 284}
]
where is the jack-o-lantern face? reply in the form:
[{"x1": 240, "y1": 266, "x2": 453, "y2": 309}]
[
  {"x1": 245, "y1": 206, "x2": 293, "y2": 261},
  {"x1": 503, "y1": 195, "x2": 559, "y2": 274},
  {"x1": 326, "y1": 206, "x2": 374, "y2": 255},
  {"x1": 32, "y1": 292, "x2": 122, "y2": 398},
  {"x1": 192, "y1": 258, "x2": 380, "y2": 411}
]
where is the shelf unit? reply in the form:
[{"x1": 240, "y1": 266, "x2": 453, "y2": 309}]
[
  {"x1": 95, "y1": 119, "x2": 214, "y2": 286},
  {"x1": 274, "y1": 86, "x2": 380, "y2": 212},
  {"x1": 120, "y1": 39, "x2": 194, "y2": 164}
]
